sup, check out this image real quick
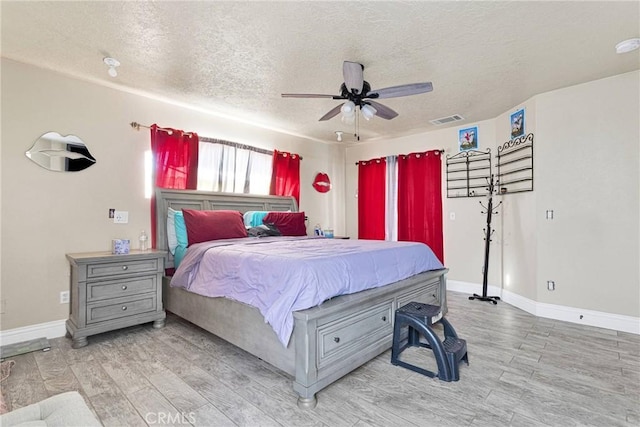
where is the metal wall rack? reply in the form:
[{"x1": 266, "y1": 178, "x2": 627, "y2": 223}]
[
  {"x1": 446, "y1": 149, "x2": 492, "y2": 198},
  {"x1": 496, "y1": 133, "x2": 534, "y2": 195}
]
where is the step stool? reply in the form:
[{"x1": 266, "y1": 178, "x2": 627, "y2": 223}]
[{"x1": 391, "y1": 302, "x2": 468, "y2": 381}]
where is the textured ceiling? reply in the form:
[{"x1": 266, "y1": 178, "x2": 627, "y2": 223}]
[{"x1": 2, "y1": 1, "x2": 639, "y2": 144}]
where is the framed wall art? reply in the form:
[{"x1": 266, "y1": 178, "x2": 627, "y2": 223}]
[
  {"x1": 510, "y1": 108, "x2": 525, "y2": 138},
  {"x1": 458, "y1": 126, "x2": 478, "y2": 151}
]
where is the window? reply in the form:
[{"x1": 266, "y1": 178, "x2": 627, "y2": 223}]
[
  {"x1": 197, "y1": 142, "x2": 272, "y2": 195},
  {"x1": 145, "y1": 138, "x2": 274, "y2": 199}
]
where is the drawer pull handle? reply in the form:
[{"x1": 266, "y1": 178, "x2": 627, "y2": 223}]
[
  {"x1": 122, "y1": 266, "x2": 128, "y2": 271},
  {"x1": 334, "y1": 337, "x2": 340, "y2": 343},
  {"x1": 122, "y1": 306, "x2": 127, "y2": 311},
  {"x1": 122, "y1": 285, "x2": 128, "y2": 290},
  {"x1": 382, "y1": 316, "x2": 387, "y2": 322}
]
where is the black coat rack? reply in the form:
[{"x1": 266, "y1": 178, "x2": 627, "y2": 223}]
[{"x1": 469, "y1": 175, "x2": 502, "y2": 304}]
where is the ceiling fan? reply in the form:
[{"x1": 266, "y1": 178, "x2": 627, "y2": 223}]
[{"x1": 282, "y1": 61, "x2": 433, "y2": 123}]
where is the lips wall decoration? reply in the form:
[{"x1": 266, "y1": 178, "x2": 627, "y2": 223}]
[
  {"x1": 26, "y1": 131, "x2": 96, "y2": 172},
  {"x1": 312, "y1": 172, "x2": 331, "y2": 193}
]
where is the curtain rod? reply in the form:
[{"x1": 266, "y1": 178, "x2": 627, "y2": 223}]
[
  {"x1": 130, "y1": 122, "x2": 195, "y2": 136},
  {"x1": 354, "y1": 150, "x2": 444, "y2": 165},
  {"x1": 130, "y1": 122, "x2": 302, "y2": 160}
]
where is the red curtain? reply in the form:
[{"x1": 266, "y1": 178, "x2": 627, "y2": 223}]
[
  {"x1": 358, "y1": 158, "x2": 386, "y2": 240},
  {"x1": 270, "y1": 149, "x2": 300, "y2": 205},
  {"x1": 150, "y1": 124, "x2": 199, "y2": 248},
  {"x1": 397, "y1": 150, "x2": 444, "y2": 263}
]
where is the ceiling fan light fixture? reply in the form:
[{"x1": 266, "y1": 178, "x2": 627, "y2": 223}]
[
  {"x1": 341, "y1": 114, "x2": 355, "y2": 125},
  {"x1": 616, "y1": 38, "x2": 640, "y2": 54},
  {"x1": 361, "y1": 104, "x2": 377, "y2": 121},
  {"x1": 340, "y1": 101, "x2": 356, "y2": 115}
]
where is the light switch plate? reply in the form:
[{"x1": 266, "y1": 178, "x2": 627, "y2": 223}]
[{"x1": 114, "y1": 211, "x2": 129, "y2": 224}]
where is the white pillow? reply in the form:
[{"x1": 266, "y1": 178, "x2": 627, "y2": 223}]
[{"x1": 167, "y1": 207, "x2": 178, "y2": 255}]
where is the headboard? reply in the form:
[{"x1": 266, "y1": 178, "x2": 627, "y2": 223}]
[{"x1": 155, "y1": 189, "x2": 298, "y2": 267}]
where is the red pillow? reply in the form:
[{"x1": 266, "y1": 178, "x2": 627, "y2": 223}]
[
  {"x1": 263, "y1": 211, "x2": 307, "y2": 236},
  {"x1": 182, "y1": 209, "x2": 247, "y2": 245}
]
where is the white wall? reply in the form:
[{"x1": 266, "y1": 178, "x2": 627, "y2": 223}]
[
  {"x1": 0, "y1": 59, "x2": 344, "y2": 330},
  {"x1": 534, "y1": 72, "x2": 639, "y2": 316}
]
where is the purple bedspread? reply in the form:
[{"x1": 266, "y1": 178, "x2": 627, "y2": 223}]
[{"x1": 171, "y1": 237, "x2": 444, "y2": 346}]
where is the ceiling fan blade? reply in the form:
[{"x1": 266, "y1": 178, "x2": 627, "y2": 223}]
[
  {"x1": 343, "y1": 61, "x2": 364, "y2": 95},
  {"x1": 367, "y1": 101, "x2": 398, "y2": 120},
  {"x1": 282, "y1": 93, "x2": 342, "y2": 99},
  {"x1": 319, "y1": 103, "x2": 344, "y2": 121},
  {"x1": 367, "y1": 82, "x2": 433, "y2": 99}
]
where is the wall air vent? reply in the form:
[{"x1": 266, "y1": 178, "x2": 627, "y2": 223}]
[{"x1": 430, "y1": 114, "x2": 464, "y2": 125}]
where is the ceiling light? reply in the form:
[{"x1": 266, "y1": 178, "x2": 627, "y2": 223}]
[
  {"x1": 103, "y1": 57, "x2": 120, "y2": 77},
  {"x1": 341, "y1": 114, "x2": 355, "y2": 125},
  {"x1": 361, "y1": 104, "x2": 377, "y2": 121},
  {"x1": 340, "y1": 101, "x2": 356, "y2": 115},
  {"x1": 335, "y1": 131, "x2": 343, "y2": 142},
  {"x1": 615, "y1": 38, "x2": 640, "y2": 54}
]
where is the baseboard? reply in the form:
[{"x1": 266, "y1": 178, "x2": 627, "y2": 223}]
[
  {"x1": 534, "y1": 302, "x2": 640, "y2": 335},
  {"x1": 0, "y1": 319, "x2": 67, "y2": 346},
  {"x1": 447, "y1": 280, "x2": 639, "y2": 335}
]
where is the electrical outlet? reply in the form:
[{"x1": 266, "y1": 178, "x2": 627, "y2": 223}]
[
  {"x1": 547, "y1": 280, "x2": 555, "y2": 291},
  {"x1": 60, "y1": 291, "x2": 70, "y2": 304},
  {"x1": 114, "y1": 211, "x2": 129, "y2": 224},
  {"x1": 449, "y1": 212, "x2": 456, "y2": 220}
]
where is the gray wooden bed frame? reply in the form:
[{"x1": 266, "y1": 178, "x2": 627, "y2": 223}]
[{"x1": 156, "y1": 189, "x2": 448, "y2": 408}]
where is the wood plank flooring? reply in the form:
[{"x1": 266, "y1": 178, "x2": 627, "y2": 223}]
[{"x1": 2, "y1": 291, "x2": 638, "y2": 426}]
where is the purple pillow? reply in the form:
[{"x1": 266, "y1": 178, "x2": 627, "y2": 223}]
[
  {"x1": 263, "y1": 211, "x2": 307, "y2": 236},
  {"x1": 182, "y1": 209, "x2": 247, "y2": 245}
]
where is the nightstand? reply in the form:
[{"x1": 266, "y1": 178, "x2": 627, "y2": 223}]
[{"x1": 65, "y1": 250, "x2": 167, "y2": 348}]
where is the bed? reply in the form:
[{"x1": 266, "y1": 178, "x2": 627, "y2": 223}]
[{"x1": 156, "y1": 189, "x2": 449, "y2": 408}]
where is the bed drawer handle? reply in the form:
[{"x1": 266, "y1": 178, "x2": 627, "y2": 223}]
[
  {"x1": 122, "y1": 306, "x2": 127, "y2": 311},
  {"x1": 121, "y1": 285, "x2": 128, "y2": 290},
  {"x1": 122, "y1": 265, "x2": 128, "y2": 271},
  {"x1": 381, "y1": 316, "x2": 387, "y2": 322},
  {"x1": 334, "y1": 337, "x2": 340, "y2": 343}
]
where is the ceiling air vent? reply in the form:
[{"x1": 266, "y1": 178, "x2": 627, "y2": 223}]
[{"x1": 430, "y1": 114, "x2": 464, "y2": 125}]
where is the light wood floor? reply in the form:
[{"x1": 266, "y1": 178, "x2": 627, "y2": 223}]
[{"x1": 2, "y1": 291, "x2": 638, "y2": 426}]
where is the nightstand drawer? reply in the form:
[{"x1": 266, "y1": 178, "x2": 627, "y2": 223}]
[
  {"x1": 87, "y1": 276, "x2": 157, "y2": 302},
  {"x1": 86, "y1": 258, "x2": 159, "y2": 279},
  {"x1": 86, "y1": 295, "x2": 156, "y2": 324}
]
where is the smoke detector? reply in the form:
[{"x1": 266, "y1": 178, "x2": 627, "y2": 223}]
[
  {"x1": 616, "y1": 38, "x2": 640, "y2": 54},
  {"x1": 103, "y1": 57, "x2": 120, "y2": 77}
]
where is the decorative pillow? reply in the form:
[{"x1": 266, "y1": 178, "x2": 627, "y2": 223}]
[
  {"x1": 182, "y1": 209, "x2": 247, "y2": 245},
  {"x1": 167, "y1": 208, "x2": 178, "y2": 255},
  {"x1": 174, "y1": 245, "x2": 188, "y2": 268},
  {"x1": 243, "y1": 211, "x2": 270, "y2": 227},
  {"x1": 174, "y1": 211, "x2": 188, "y2": 248},
  {"x1": 263, "y1": 211, "x2": 307, "y2": 236}
]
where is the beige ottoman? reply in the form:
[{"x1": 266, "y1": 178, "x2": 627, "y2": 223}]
[{"x1": 0, "y1": 391, "x2": 101, "y2": 427}]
